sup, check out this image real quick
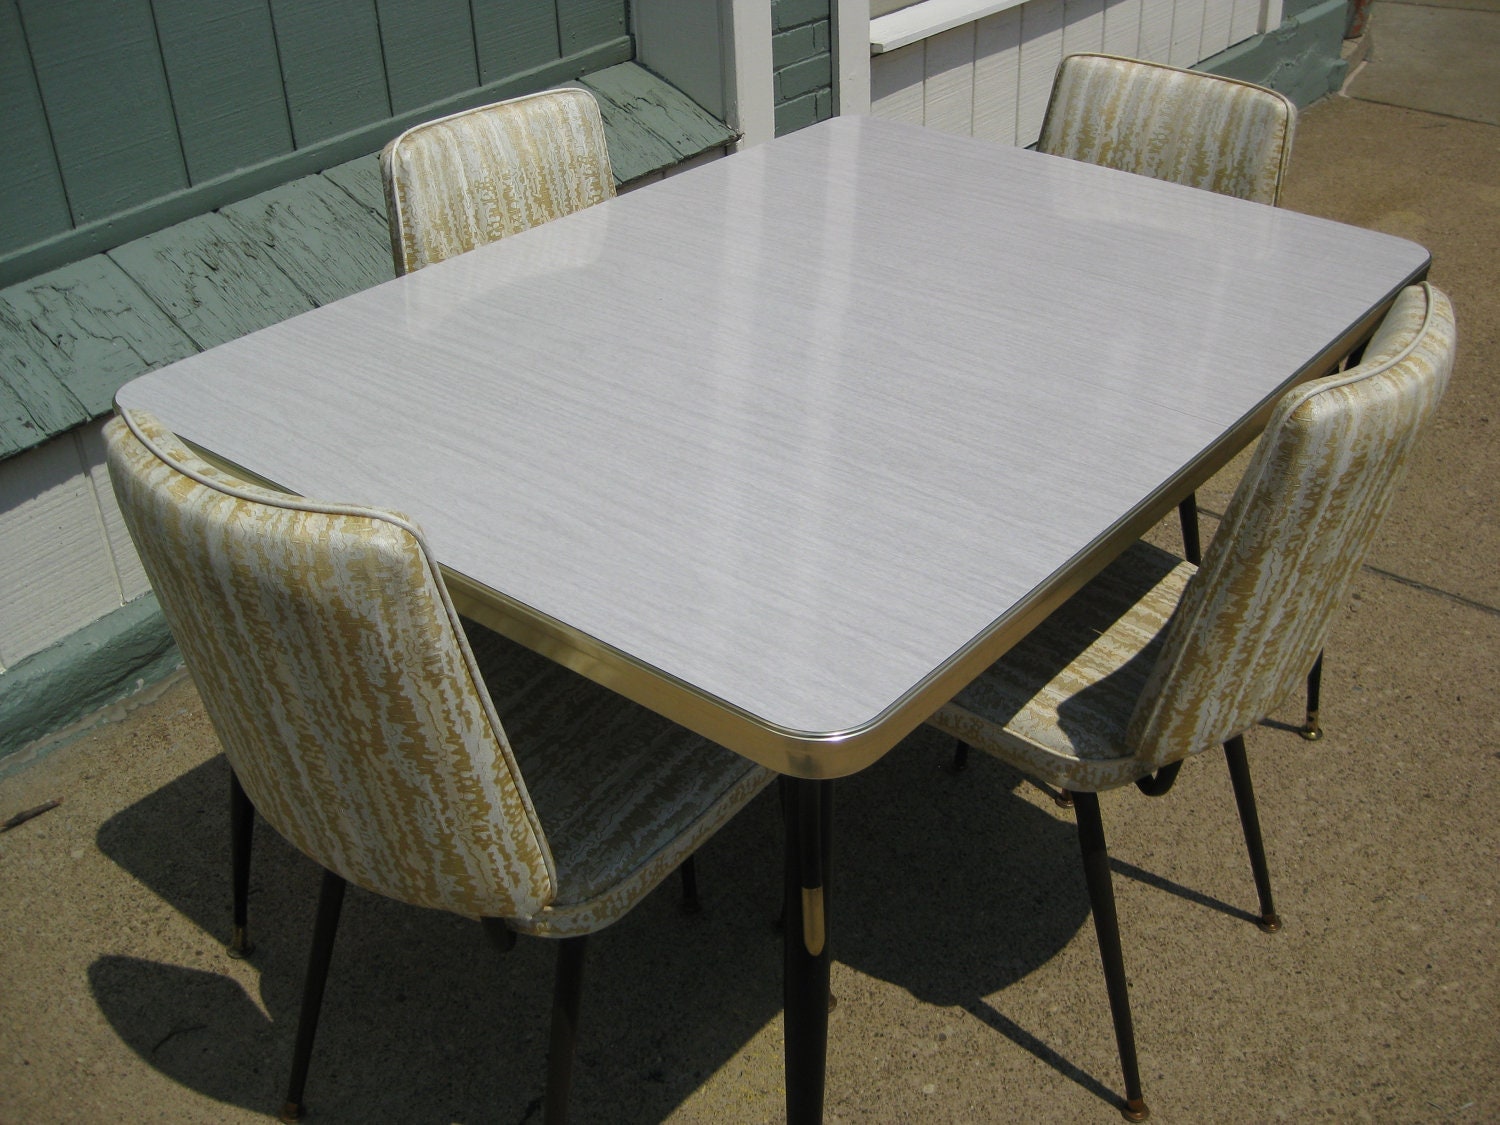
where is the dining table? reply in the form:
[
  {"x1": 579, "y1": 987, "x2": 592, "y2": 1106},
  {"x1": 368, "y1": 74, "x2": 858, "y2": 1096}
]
[{"x1": 115, "y1": 113, "x2": 1430, "y2": 1121}]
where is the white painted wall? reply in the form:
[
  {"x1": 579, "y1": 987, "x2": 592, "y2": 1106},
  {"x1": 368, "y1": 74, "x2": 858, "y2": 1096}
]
[
  {"x1": 836, "y1": 0, "x2": 874, "y2": 114},
  {"x1": 869, "y1": 0, "x2": 1263, "y2": 144},
  {"x1": 0, "y1": 420, "x2": 146, "y2": 671}
]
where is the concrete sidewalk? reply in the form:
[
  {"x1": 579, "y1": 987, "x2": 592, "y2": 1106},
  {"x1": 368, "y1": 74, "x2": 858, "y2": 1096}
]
[{"x1": 3, "y1": 10, "x2": 1496, "y2": 1122}]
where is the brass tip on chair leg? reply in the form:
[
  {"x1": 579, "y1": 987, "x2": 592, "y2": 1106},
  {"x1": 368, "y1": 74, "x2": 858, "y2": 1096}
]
[
  {"x1": 1054, "y1": 788, "x2": 1075, "y2": 810},
  {"x1": 226, "y1": 926, "x2": 254, "y2": 960},
  {"x1": 1258, "y1": 911, "x2": 1283, "y2": 934},
  {"x1": 278, "y1": 1101, "x2": 304, "y2": 1123},
  {"x1": 1121, "y1": 1096, "x2": 1150, "y2": 1121},
  {"x1": 1299, "y1": 712, "x2": 1324, "y2": 741}
]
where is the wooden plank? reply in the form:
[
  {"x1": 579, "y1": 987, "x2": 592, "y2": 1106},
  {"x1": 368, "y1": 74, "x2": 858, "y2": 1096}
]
[
  {"x1": 1169, "y1": 0, "x2": 1207, "y2": 65},
  {"x1": 1017, "y1": 0, "x2": 1066, "y2": 146},
  {"x1": 0, "y1": 378, "x2": 46, "y2": 461},
  {"x1": 221, "y1": 174, "x2": 394, "y2": 307},
  {"x1": 19, "y1": 0, "x2": 187, "y2": 224},
  {"x1": 1062, "y1": 0, "x2": 1108, "y2": 55},
  {"x1": 0, "y1": 257, "x2": 198, "y2": 417},
  {"x1": 376, "y1": 0, "x2": 480, "y2": 114},
  {"x1": 579, "y1": 80, "x2": 683, "y2": 185},
  {"x1": 0, "y1": 0, "x2": 72, "y2": 260},
  {"x1": 322, "y1": 155, "x2": 391, "y2": 221},
  {"x1": 1201, "y1": 0, "x2": 1235, "y2": 57},
  {"x1": 0, "y1": 434, "x2": 122, "y2": 667},
  {"x1": 153, "y1": 0, "x2": 293, "y2": 182},
  {"x1": 1103, "y1": 0, "x2": 1145, "y2": 55},
  {"x1": 558, "y1": 0, "x2": 628, "y2": 55},
  {"x1": 580, "y1": 63, "x2": 736, "y2": 159},
  {"x1": 870, "y1": 44, "x2": 926, "y2": 125},
  {"x1": 270, "y1": 0, "x2": 391, "y2": 146},
  {"x1": 1230, "y1": 0, "x2": 1260, "y2": 43},
  {"x1": 974, "y1": 9, "x2": 1024, "y2": 146},
  {"x1": 109, "y1": 214, "x2": 317, "y2": 351},
  {"x1": 0, "y1": 331, "x2": 86, "y2": 450},
  {"x1": 473, "y1": 0, "x2": 560, "y2": 85},
  {"x1": 1138, "y1": 0, "x2": 1175, "y2": 62},
  {"x1": 923, "y1": 24, "x2": 977, "y2": 137},
  {"x1": 78, "y1": 420, "x2": 150, "y2": 602}
]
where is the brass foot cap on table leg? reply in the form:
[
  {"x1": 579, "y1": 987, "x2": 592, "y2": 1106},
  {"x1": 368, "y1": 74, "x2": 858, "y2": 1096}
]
[
  {"x1": 226, "y1": 927, "x2": 254, "y2": 960},
  {"x1": 1258, "y1": 912, "x2": 1283, "y2": 934},
  {"x1": 1122, "y1": 1097, "x2": 1149, "y2": 1121},
  {"x1": 278, "y1": 1101, "x2": 304, "y2": 1123},
  {"x1": 1299, "y1": 716, "x2": 1324, "y2": 741}
]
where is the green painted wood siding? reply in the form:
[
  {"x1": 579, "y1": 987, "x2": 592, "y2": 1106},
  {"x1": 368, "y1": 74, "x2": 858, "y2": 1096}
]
[
  {"x1": 153, "y1": 0, "x2": 293, "y2": 182},
  {"x1": 772, "y1": 0, "x2": 834, "y2": 135},
  {"x1": 0, "y1": 1, "x2": 71, "y2": 255},
  {"x1": 0, "y1": 0, "x2": 632, "y2": 288},
  {"x1": 0, "y1": 62, "x2": 736, "y2": 462}
]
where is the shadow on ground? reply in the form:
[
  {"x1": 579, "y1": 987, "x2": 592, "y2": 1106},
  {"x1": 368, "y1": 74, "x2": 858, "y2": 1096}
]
[{"x1": 89, "y1": 727, "x2": 1149, "y2": 1121}]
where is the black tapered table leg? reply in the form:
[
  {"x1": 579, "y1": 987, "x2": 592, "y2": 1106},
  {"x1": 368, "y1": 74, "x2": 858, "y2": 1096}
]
[{"x1": 783, "y1": 776, "x2": 833, "y2": 1125}]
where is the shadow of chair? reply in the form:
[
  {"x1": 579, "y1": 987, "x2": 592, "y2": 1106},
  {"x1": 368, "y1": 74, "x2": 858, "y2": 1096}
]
[
  {"x1": 928, "y1": 283, "x2": 1456, "y2": 1118},
  {"x1": 103, "y1": 409, "x2": 773, "y2": 1123},
  {"x1": 90, "y1": 744, "x2": 791, "y2": 1123}
]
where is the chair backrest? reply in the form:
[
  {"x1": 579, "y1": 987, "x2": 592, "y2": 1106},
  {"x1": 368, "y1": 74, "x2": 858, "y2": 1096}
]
[
  {"x1": 105, "y1": 410, "x2": 557, "y2": 919},
  {"x1": 1037, "y1": 53, "x2": 1296, "y2": 205},
  {"x1": 1128, "y1": 284, "x2": 1457, "y2": 761},
  {"x1": 381, "y1": 87, "x2": 615, "y2": 275}
]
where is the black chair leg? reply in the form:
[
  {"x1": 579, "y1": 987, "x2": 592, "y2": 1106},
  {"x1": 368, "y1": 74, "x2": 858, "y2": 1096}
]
[
  {"x1": 1300, "y1": 651, "x2": 1325, "y2": 741},
  {"x1": 228, "y1": 769, "x2": 255, "y2": 958},
  {"x1": 1178, "y1": 493, "x2": 1202, "y2": 566},
  {"x1": 680, "y1": 855, "x2": 702, "y2": 914},
  {"x1": 951, "y1": 739, "x2": 970, "y2": 772},
  {"x1": 544, "y1": 936, "x2": 589, "y2": 1124},
  {"x1": 1072, "y1": 792, "x2": 1148, "y2": 1122},
  {"x1": 280, "y1": 870, "x2": 347, "y2": 1123},
  {"x1": 1223, "y1": 737, "x2": 1281, "y2": 933}
]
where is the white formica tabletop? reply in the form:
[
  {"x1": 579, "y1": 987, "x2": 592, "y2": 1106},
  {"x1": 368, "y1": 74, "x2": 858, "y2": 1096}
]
[{"x1": 116, "y1": 115, "x2": 1429, "y2": 777}]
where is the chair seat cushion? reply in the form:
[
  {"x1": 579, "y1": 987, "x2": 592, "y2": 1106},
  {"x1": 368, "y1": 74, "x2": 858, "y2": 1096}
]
[
  {"x1": 929, "y1": 541, "x2": 1195, "y2": 793},
  {"x1": 465, "y1": 625, "x2": 774, "y2": 936}
]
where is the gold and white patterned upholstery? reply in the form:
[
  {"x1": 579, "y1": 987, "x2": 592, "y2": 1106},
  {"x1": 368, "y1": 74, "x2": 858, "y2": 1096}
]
[
  {"x1": 1037, "y1": 53, "x2": 1297, "y2": 205},
  {"x1": 105, "y1": 410, "x2": 772, "y2": 938},
  {"x1": 930, "y1": 283, "x2": 1457, "y2": 790},
  {"x1": 381, "y1": 87, "x2": 615, "y2": 275}
]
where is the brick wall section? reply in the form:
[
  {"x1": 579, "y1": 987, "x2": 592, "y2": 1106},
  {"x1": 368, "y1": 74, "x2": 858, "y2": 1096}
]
[{"x1": 773, "y1": 0, "x2": 833, "y2": 135}]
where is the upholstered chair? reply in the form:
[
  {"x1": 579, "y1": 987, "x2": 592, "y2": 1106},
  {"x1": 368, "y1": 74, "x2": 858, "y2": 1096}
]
[
  {"x1": 381, "y1": 87, "x2": 615, "y2": 276},
  {"x1": 1037, "y1": 53, "x2": 1296, "y2": 206},
  {"x1": 1034, "y1": 53, "x2": 1336, "y2": 741},
  {"x1": 105, "y1": 410, "x2": 773, "y2": 1124},
  {"x1": 929, "y1": 284, "x2": 1455, "y2": 1120}
]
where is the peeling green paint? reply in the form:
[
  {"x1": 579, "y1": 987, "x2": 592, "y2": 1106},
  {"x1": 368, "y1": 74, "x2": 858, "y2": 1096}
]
[{"x1": 1199, "y1": 0, "x2": 1351, "y2": 109}]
